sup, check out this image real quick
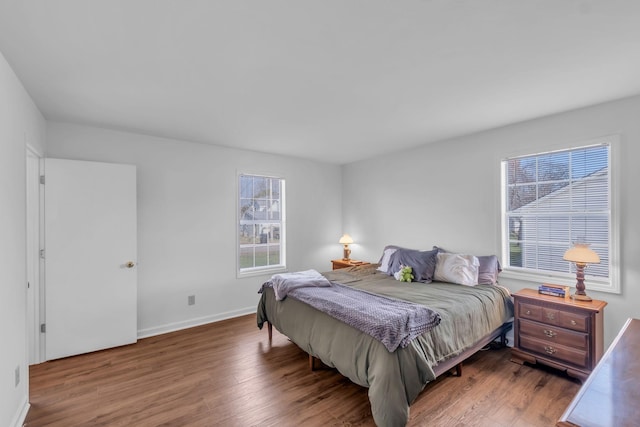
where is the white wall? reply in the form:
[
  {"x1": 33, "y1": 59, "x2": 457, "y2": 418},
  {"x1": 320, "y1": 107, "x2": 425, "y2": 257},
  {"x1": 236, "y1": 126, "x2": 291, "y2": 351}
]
[
  {"x1": 343, "y1": 94, "x2": 640, "y2": 349},
  {"x1": 0, "y1": 53, "x2": 46, "y2": 427},
  {"x1": 46, "y1": 122, "x2": 343, "y2": 336}
]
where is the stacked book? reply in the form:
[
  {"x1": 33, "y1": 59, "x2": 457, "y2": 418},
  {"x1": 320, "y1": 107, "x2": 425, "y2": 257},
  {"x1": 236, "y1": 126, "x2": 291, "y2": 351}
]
[{"x1": 538, "y1": 283, "x2": 570, "y2": 299}]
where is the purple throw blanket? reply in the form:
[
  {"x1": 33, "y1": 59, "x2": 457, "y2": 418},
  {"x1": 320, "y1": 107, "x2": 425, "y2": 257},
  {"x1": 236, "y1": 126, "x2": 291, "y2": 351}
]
[
  {"x1": 269, "y1": 269, "x2": 331, "y2": 301},
  {"x1": 261, "y1": 281, "x2": 441, "y2": 352}
]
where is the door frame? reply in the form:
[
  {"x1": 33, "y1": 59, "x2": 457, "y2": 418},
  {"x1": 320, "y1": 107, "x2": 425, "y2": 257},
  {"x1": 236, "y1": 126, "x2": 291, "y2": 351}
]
[{"x1": 26, "y1": 145, "x2": 45, "y2": 364}]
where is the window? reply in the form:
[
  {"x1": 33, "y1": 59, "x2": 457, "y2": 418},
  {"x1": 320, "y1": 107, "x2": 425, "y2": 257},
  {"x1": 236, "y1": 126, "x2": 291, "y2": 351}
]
[
  {"x1": 501, "y1": 139, "x2": 618, "y2": 293},
  {"x1": 238, "y1": 174, "x2": 285, "y2": 275}
]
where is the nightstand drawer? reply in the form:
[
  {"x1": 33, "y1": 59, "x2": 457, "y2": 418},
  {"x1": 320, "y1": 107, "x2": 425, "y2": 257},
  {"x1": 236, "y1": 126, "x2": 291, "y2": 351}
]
[
  {"x1": 519, "y1": 302, "x2": 543, "y2": 322},
  {"x1": 520, "y1": 335, "x2": 588, "y2": 369},
  {"x1": 519, "y1": 319, "x2": 588, "y2": 350},
  {"x1": 541, "y1": 307, "x2": 561, "y2": 324},
  {"x1": 558, "y1": 311, "x2": 589, "y2": 332},
  {"x1": 519, "y1": 301, "x2": 589, "y2": 333},
  {"x1": 539, "y1": 307, "x2": 589, "y2": 333}
]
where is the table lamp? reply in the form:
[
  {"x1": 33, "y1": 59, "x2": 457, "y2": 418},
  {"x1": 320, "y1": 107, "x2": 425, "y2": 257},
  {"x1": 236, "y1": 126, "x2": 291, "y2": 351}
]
[
  {"x1": 339, "y1": 234, "x2": 354, "y2": 261},
  {"x1": 563, "y1": 243, "x2": 600, "y2": 301}
]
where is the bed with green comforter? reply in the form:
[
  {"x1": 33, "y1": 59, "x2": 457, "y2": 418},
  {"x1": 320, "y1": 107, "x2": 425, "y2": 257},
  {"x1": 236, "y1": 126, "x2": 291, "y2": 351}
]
[{"x1": 256, "y1": 265, "x2": 514, "y2": 427}]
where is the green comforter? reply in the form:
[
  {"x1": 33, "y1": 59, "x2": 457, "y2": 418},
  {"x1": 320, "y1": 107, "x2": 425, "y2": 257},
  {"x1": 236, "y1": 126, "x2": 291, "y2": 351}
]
[{"x1": 256, "y1": 266, "x2": 513, "y2": 427}]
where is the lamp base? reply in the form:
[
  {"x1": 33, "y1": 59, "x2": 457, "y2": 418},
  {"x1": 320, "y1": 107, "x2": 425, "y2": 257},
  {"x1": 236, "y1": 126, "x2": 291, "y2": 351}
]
[
  {"x1": 571, "y1": 293, "x2": 592, "y2": 302},
  {"x1": 571, "y1": 262, "x2": 592, "y2": 302},
  {"x1": 342, "y1": 246, "x2": 351, "y2": 261}
]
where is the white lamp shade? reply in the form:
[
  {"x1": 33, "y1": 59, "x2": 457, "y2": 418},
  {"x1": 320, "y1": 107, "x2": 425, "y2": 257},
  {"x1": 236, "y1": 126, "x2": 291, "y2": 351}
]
[
  {"x1": 339, "y1": 234, "x2": 354, "y2": 244},
  {"x1": 563, "y1": 243, "x2": 600, "y2": 264}
]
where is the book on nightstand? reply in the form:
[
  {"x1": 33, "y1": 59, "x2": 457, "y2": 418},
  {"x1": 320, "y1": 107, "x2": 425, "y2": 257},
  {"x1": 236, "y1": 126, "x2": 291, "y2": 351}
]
[{"x1": 538, "y1": 283, "x2": 570, "y2": 299}]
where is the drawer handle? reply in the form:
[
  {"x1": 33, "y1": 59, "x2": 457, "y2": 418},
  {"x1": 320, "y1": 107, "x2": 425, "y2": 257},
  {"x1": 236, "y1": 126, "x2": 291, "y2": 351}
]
[
  {"x1": 526, "y1": 310, "x2": 532, "y2": 315},
  {"x1": 571, "y1": 320, "x2": 577, "y2": 326},
  {"x1": 546, "y1": 312, "x2": 556, "y2": 320},
  {"x1": 544, "y1": 346, "x2": 557, "y2": 355},
  {"x1": 543, "y1": 329, "x2": 557, "y2": 338}
]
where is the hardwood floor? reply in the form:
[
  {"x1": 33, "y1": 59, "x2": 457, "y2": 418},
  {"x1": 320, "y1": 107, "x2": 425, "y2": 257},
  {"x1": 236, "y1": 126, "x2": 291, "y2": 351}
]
[{"x1": 25, "y1": 314, "x2": 580, "y2": 426}]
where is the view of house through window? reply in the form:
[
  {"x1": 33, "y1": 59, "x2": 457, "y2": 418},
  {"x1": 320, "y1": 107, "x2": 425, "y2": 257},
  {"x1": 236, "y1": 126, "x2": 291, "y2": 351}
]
[
  {"x1": 503, "y1": 143, "x2": 610, "y2": 281},
  {"x1": 238, "y1": 174, "x2": 285, "y2": 273}
]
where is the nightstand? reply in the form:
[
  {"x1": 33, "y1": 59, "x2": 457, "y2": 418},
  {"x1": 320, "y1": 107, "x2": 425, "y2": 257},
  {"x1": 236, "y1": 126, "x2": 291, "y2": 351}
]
[
  {"x1": 511, "y1": 288, "x2": 607, "y2": 382},
  {"x1": 331, "y1": 259, "x2": 370, "y2": 270}
]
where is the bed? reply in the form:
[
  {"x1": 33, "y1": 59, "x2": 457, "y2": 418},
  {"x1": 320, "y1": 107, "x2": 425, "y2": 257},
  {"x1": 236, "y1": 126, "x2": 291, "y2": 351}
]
[{"x1": 256, "y1": 262, "x2": 514, "y2": 427}]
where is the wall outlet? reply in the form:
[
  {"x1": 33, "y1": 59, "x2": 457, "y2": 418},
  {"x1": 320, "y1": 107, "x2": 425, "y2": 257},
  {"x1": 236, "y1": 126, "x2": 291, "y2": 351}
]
[
  {"x1": 15, "y1": 365, "x2": 20, "y2": 387},
  {"x1": 188, "y1": 295, "x2": 195, "y2": 306}
]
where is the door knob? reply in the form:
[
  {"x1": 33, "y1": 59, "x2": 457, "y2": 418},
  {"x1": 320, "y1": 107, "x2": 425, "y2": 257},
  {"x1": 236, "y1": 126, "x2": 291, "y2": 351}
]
[{"x1": 125, "y1": 261, "x2": 135, "y2": 268}]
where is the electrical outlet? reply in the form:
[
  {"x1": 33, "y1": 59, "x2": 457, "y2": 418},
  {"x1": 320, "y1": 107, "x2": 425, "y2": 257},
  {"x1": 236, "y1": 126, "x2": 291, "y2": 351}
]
[
  {"x1": 188, "y1": 295, "x2": 195, "y2": 306},
  {"x1": 15, "y1": 366, "x2": 20, "y2": 387}
]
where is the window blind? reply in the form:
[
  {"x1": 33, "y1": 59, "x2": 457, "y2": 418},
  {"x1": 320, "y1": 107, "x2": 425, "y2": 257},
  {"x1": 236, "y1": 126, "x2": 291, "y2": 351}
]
[{"x1": 504, "y1": 143, "x2": 610, "y2": 278}]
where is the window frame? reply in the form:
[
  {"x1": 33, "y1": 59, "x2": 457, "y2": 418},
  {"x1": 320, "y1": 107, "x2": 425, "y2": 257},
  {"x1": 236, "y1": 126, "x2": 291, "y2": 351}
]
[
  {"x1": 236, "y1": 172, "x2": 286, "y2": 278},
  {"x1": 499, "y1": 135, "x2": 620, "y2": 294}
]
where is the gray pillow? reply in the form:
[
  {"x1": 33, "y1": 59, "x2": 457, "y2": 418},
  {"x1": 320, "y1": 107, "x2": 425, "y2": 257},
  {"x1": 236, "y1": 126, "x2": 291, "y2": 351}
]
[
  {"x1": 432, "y1": 246, "x2": 501, "y2": 285},
  {"x1": 387, "y1": 247, "x2": 439, "y2": 283},
  {"x1": 477, "y1": 255, "x2": 502, "y2": 284},
  {"x1": 377, "y1": 245, "x2": 400, "y2": 273}
]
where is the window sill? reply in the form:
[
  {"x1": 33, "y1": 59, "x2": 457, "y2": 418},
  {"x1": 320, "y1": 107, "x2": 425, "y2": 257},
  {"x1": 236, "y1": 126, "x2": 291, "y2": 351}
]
[
  {"x1": 237, "y1": 265, "x2": 287, "y2": 279},
  {"x1": 500, "y1": 268, "x2": 619, "y2": 295}
]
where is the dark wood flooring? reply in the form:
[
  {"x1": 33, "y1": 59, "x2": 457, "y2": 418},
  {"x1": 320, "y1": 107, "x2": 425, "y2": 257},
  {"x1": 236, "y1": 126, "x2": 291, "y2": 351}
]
[{"x1": 25, "y1": 314, "x2": 580, "y2": 426}]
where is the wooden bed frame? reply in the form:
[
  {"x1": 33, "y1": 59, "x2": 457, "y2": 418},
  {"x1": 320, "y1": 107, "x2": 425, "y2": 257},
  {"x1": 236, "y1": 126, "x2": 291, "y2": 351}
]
[{"x1": 266, "y1": 320, "x2": 513, "y2": 377}]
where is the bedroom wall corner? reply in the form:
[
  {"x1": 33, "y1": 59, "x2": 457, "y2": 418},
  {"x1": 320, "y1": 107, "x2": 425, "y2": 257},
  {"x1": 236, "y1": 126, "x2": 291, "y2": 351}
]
[{"x1": 0, "y1": 50, "x2": 46, "y2": 427}]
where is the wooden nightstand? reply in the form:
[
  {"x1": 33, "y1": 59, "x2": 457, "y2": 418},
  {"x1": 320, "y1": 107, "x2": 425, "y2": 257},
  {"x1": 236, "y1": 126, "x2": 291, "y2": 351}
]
[
  {"x1": 511, "y1": 288, "x2": 607, "y2": 382},
  {"x1": 331, "y1": 259, "x2": 370, "y2": 270}
]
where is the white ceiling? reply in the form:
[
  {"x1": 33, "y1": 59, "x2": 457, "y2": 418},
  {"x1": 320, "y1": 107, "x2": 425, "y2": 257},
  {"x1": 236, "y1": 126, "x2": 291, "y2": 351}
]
[{"x1": 1, "y1": 1, "x2": 639, "y2": 164}]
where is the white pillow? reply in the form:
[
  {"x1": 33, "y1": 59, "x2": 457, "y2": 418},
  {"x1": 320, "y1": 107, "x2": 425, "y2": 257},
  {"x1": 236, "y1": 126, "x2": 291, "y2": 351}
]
[
  {"x1": 377, "y1": 247, "x2": 398, "y2": 273},
  {"x1": 434, "y1": 253, "x2": 480, "y2": 286}
]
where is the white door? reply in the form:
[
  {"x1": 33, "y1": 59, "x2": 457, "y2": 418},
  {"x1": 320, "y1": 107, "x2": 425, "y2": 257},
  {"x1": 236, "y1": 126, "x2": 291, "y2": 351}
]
[{"x1": 44, "y1": 158, "x2": 137, "y2": 360}]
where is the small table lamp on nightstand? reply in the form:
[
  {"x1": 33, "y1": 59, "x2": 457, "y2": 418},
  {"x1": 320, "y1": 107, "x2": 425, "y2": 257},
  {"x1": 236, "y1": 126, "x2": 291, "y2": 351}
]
[
  {"x1": 339, "y1": 234, "x2": 354, "y2": 261},
  {"x1": 563, "y1": 242, "x2": 600, "y2": 301}
]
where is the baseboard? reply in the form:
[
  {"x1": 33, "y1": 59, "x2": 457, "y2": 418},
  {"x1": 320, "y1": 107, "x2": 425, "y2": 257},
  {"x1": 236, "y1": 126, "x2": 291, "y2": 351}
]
[
  {"x1": 10, "y1": 397, "x2": 29, "y2": 427},
  {"x1": 137, "y1": 306, "x2": 256, "y2": 339}
]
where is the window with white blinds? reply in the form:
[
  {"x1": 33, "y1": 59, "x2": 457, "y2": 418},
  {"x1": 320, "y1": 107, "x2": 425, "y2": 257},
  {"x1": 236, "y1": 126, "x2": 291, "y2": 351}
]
[{"x1": 502, "y1": 140, "x2": 617, "y2": 292}]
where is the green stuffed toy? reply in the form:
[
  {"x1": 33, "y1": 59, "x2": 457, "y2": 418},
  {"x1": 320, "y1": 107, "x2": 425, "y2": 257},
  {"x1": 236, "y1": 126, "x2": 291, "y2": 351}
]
[{"x1": 395, "y1": 265, "x2": 414, "y2": 282}]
